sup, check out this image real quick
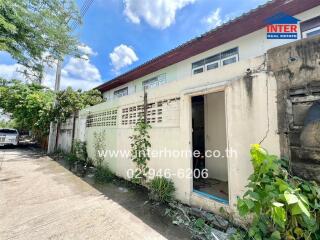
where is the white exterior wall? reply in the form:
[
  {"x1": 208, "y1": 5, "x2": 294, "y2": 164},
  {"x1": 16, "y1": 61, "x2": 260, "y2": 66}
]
[
  {"x1": 103, "y1": 6, "x2": 320, "y2": 100},
  {"x1": 81, "y1": 55, "x2": 280, "y2": 215},
  {"x1": 85, "y1": 6, "x2": 319, "y2": 215},
  {"x1": 204, "y1": 92, "x2": 228, "y2": 182}
]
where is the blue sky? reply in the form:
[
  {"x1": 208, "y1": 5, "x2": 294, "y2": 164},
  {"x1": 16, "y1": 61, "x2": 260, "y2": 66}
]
[{"x1": 0, "y1": 0, "x2": 268, "y2": 90}]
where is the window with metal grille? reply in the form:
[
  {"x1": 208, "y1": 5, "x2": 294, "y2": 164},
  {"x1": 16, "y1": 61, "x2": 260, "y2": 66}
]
[
  {"x1": 114, "y1": 87, "x2": 128, "y2": 98},
  {"x1": 301, "y1": 16, "x2": 320, "y2": 38},
  {"x1": 142, "y1": 74, "x2": 167, "y2": 89},
  {"x1": 192, "y1": 47, "x2": 238, "y2": 75}
]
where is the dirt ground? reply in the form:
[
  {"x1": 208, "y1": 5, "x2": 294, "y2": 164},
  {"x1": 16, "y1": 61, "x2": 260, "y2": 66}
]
[{"x1": 0, "y1": 148, "x2": 191, "y2": 240}]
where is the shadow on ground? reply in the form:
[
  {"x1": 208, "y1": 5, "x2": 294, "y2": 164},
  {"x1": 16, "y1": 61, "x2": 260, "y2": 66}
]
[{"x1": 50, "y1": 154, "x2": 192, "y2": 240}]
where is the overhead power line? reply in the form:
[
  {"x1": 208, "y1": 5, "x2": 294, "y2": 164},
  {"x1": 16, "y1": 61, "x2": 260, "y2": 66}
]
[
  {"x1": 70, "y1": 0, "x2": 94, "y2": 30},
  {"x1": 49, "y1": 0, "x2": 95, "y2": 154}
]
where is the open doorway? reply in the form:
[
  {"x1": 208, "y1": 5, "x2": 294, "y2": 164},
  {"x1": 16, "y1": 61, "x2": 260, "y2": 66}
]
[{"x1": 192, "y1": 91, "x2": 229, "y2": 203}]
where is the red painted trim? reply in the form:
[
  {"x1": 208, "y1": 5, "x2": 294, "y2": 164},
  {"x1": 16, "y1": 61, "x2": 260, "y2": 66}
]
[{"x1": 97, "y1": 0, "x2": 320, "y2": 92}]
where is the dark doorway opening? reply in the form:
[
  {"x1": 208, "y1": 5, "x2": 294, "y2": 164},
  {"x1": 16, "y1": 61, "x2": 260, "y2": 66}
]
[
  {"x1": 191, "y1": 93, "x2": 229, "y2": 204},
  {"x1": 192, "y1": 95, "x2": 205, "y2": 173}
]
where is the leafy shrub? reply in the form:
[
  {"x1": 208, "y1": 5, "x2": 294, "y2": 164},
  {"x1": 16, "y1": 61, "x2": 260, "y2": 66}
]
[
  {"x1": 149, "y1": 177, "x2": 175, "y2": 203},
  {"x1": 72, "y1": 140, "x2": 88, "y2": 164},
  {"x1": 234, "y1": 144, "x2": 320, "y2": 240},
  {"x1": 66, "y1": 153, "x2": 78, "y2": 169},
  {"x1": 94, "y1": 165, "x2": 114, "y2": 184}
]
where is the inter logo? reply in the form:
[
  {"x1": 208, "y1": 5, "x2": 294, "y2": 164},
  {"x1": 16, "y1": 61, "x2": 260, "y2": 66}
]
[{"x1": 265, "y1": 12, "x2": 300, "y2": 39}]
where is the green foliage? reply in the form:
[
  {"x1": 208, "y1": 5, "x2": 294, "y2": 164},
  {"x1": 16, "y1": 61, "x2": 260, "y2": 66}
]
[
  {"x1": 166, "y1": 201, "x2": 225, "y2": 240},
  {"x1": 130, "y1": 119, "x2": 151, "y2": 184},
  {"x1": 0, "y1": 80, "x2": 103, "y2": 138},
  {"x1": 0, "y1": 0, "x2": 81, "y2": 81},
  {"x1": 149, "y1": 177, "x2": 175, "y2": 203},
  {"x1": 72, "y1": 140, "x2": 88, "y2": 164},
  {"x1": 0, "y1": 79, "x2": 54, "y2": 137},
  {"x1": 51, "y1": 87, "x2": 103, "y2": 123},
  {"x1": 235, "y1": 144, "x2": 320, "y2": 240},
  {"x1": 93, "y1": 130, "x2": 106, "y2": 167},
  {"x1": 0, "y1": 119, "x2": 16, "y2": 129},
  {"x1": 94, "y1": 165, "x2": 114, "y2": 184},
  {"x1": 65, "y1": 152, "x2": 78, "y2": 169}
]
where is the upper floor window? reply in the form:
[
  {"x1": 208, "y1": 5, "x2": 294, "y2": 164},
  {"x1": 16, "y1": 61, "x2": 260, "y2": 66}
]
[
  {"x1": 142, "y1": 74, "x2": 167, "y2": 89},
  {"x1": 114, "y1": 87, "x2": 128, "y2": 98},
  {"x1": 192, "y1": 47, "x2": 239, "y2": 75},
  {"x1": 301, "y1": 16, "x2": 320, "y2": 38}
]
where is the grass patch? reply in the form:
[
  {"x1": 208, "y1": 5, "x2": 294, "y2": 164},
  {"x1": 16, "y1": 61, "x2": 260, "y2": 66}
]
[
  {"x1": 94, "y1": 165, "x2": 114, "y2": 184},
  {"x1": 65, "y1": 153, "x2": 78, "y2": 169}
]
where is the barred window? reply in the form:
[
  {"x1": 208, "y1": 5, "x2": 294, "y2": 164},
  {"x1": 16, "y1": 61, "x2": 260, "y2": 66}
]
[
  {"x1": 142, "y1": 74, "x2": 167, "y2": 89},
  {"x1": 192, "y1": 47, "x2": 239, "y2": 74},
  {"x1": 114, "y1": 87, "x2": 128, "y2": 98}
]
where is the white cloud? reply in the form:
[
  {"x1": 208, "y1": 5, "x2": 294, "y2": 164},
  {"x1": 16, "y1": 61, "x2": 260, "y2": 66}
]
[
  {"x1": 0, "y1": 56, "x2": 102, "y2": 91},
  {"x1": 42, "y1": 67, "x2": 102, "y2": 91},
  {"x1": 109, "y1": 44, "x2": 138, "y2": 73},
  {"x1": 63, "y1": 56, "x2": 101, "y2": 82},
  {"x1": 42, "y1": 56, "x2": 102, "y2": 90},
  {"x1": 203, "y1": 8, "x2": 223, "y2": 28},
  {"x1": 124, "y1": 0, "x2": 196, "y2": 29},
  {"x1": 0, "y1": 63, "x2": 26, "y2": 81},
  {"x1": 78, "y1": 44, "x2": 97, "y2": 56},
  {"x1": 203, "y1": 8, "x2": 241, "y2": 29}
]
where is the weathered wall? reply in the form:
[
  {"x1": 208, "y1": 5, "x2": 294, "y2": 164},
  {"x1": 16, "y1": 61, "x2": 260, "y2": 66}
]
[
  {"x1": 48, "y1": 113, "x2": 87, "y2": 154},
  {"x1": 268, "y1": 36, "x2": 320, "y2": 183},
  {"x1": 81, "y1": 56, "x2": 280, "y2": 214},
  {"x1": 57, "y1": 118, "x2": 74, "y2": 153}
]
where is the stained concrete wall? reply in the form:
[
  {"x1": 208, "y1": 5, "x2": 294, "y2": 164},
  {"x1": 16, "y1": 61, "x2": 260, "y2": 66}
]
[
  {"x1": 49, "y1": 113, "x2": 87, "y2": 154},
  {"x1": 81, "y1": 55, "x2": 280, "y2": 215},
  {"x1": 268, "y1": 35, "x2": 320, "y2": 183},
  {"x1": 57, "y1": 118, "x2": 74, "y2": 153}
]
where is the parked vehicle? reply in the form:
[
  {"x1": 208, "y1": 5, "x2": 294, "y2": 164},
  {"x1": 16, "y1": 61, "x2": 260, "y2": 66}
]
[{"x1": 0, "y1": 128, "x2": 19, "y2": 147}]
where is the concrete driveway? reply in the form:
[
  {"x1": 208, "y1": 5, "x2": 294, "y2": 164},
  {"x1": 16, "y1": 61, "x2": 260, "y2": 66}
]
[{"x1": 0, "y1": 148, "x2": 190, "y2": 240}]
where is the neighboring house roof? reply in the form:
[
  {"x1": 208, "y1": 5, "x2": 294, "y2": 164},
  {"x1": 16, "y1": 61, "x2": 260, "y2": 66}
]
[{"x1": 97, "y1": 0, "x2": 320, "y2": 92}]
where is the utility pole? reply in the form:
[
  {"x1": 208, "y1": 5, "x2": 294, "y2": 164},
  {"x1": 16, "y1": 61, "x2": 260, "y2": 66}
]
[
  {"x1": 54, "y1": 60, "x2": 62, "y2": 91},
  {"x1": 54, "y1": 60, "x2": 62, "y2": 152},
  {"x1": 143, "y1": 87, "x2": 148, "y2": 123},
  {"x1": 47, "y1": 0, "x2": 95, "y2": 153},
  {"x1": 47, "y1": 60, "x2": 62, "y2": 153}
]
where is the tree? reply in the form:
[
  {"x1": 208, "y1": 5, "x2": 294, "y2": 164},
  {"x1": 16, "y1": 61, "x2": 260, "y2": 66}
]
[
  {"x1": 0, "y1": 80, "x2": 103, "y2": 138},
  {"x1": 51, "y1": 87, "x2": 103, "y2": 123},
  {"x1": 0, "y1": 119, "x2": 16, "y2": 129},
  {"x1": 0, "y1": 79, "x2": 54, "y2": 136},
  {"x1": 0, "y1": 0, "x2": 81, "y2": 82}
]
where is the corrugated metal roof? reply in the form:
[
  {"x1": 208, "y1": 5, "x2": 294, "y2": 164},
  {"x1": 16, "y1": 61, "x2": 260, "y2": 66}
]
[{"x1": 97, "y1": 0, "x2": 320, "y2": 92}]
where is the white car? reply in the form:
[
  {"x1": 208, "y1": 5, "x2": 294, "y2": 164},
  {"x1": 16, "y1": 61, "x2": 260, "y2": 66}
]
[{"x1": 0, "y1": 128, "x2": 19, "y2": 147}]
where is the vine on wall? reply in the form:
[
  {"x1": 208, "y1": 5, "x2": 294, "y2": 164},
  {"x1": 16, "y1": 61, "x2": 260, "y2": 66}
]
[
  {"x1": 93, "y1": 130, "x2": 106, "y2": 167},
  {"x1": 129, "y1": 119, "x2": 151, "y2": 184}
]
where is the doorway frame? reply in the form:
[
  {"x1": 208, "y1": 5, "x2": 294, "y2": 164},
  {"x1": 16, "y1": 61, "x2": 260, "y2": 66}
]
[{"x1": 183, "y1": 83, "x2": 230, "y2": 205}]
